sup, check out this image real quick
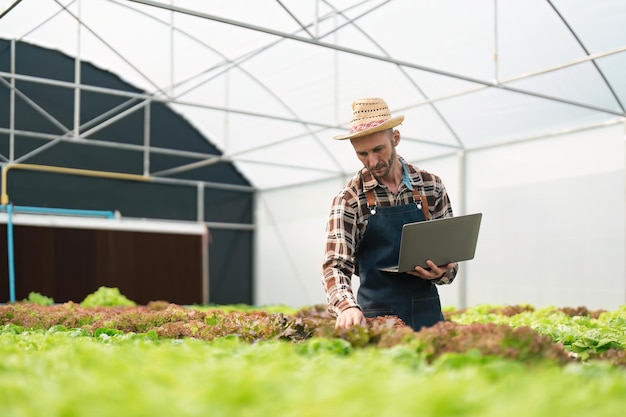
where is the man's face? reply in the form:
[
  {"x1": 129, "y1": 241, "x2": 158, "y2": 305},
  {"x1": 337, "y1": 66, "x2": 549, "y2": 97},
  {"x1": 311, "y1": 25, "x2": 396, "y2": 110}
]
[{"x1": 350, "y1": 129, "x2": 398, "y2": 182}]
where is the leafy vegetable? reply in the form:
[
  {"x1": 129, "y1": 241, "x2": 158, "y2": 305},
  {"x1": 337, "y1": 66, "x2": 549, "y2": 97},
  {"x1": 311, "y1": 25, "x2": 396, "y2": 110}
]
[
  {"x1": 0, "y1": 330, "x2": 625, "y2": 417},
  {"x1": 80, "y1": 286, "x2": 136, "y2": 307},
  {"x1": 22, "y1": 291, "x2": 54, "y2": 306}
]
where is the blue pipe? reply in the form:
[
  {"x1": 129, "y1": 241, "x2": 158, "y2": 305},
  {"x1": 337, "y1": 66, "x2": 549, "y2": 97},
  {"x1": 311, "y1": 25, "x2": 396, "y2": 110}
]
[
  {"x1": 1, "y1": 204, "x2": 116, "y2": 303},
  {"x1": 7, "y1": 204, "x2": 15, "y2": 303},
  {"x1": 1, "y1": 205, "x2": 115, "y2": 219}
]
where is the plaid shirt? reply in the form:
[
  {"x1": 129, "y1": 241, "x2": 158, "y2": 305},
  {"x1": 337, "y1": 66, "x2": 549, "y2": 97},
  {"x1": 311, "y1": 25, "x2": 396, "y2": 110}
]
[{"x1": 321, "y1": 157, "x2": 457, "y2": 316}]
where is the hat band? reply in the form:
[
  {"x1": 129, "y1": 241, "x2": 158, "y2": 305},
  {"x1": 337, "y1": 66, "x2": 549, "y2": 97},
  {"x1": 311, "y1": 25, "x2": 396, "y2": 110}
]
[{"x1": 349, "y1": 119, "x2": 386, "y2": 134}]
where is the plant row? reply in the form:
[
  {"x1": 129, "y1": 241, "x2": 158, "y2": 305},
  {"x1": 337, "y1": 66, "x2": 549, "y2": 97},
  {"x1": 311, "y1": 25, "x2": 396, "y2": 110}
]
[{"x1": 2, "y1": 295, "x2": 625, "y2": 367}]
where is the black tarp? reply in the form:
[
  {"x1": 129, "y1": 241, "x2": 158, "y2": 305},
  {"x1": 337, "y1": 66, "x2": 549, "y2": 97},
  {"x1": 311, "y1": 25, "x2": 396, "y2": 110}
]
[{"x1": 0, "y1": 39, "x2": 254, "y2": 305}]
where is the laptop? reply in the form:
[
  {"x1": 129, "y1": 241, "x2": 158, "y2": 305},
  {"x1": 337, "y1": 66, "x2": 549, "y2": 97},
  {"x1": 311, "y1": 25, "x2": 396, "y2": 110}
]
[{"x1": 380, "y1": 213, "x2": 482, "y2": 273}]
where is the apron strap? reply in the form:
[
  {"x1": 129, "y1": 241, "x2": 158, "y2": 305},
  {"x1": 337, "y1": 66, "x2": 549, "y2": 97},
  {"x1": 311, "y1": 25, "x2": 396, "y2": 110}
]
[
  {"x1": 412, "y1": 188, "x2": 430, "y2": 220},
  {"x1": 365, "y1": 188, "x2": 430, "y2": 220},
  {"x1": 366, "y1": 189, "x2": 377, "y2": 214}
]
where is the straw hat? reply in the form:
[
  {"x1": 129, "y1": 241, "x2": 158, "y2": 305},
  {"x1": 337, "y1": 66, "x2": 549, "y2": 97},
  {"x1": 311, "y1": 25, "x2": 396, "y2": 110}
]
[{"x1": 333, "y1": 97, "x2": 404, "y2": 140}]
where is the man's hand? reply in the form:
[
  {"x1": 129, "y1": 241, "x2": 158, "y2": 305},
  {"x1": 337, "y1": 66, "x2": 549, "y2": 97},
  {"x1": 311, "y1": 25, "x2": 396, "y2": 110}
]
[
  {"x1": 335, "y1": 307, "x2": 367, "y2": 329},
  {"x1": 407, "y1": 260, "x2": 455, "y2": 280}
]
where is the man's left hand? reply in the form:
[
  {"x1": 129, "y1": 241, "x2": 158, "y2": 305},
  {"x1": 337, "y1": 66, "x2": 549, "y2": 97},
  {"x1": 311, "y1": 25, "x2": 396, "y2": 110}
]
[{"x1": 407, "y1": 260, "x2": 455, "y2": 280}]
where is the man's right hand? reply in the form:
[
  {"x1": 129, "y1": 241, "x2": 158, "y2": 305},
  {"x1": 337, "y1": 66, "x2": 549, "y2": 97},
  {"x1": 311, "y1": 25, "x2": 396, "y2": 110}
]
[{"x1": 335, "y1": 307, "x2": 367, "y2": 329}]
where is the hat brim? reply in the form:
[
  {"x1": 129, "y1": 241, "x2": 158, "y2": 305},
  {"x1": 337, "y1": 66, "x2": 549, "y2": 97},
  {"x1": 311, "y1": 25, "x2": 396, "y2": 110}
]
[{"x1": 333, "y1": 115, "x2": 405, "y2": 140}]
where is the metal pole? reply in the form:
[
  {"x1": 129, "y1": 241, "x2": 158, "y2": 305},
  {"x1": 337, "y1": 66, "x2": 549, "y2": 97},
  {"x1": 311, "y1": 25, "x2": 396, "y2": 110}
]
[{"x1": 458, "y1": 150, "x2": 468, "y2": 309}]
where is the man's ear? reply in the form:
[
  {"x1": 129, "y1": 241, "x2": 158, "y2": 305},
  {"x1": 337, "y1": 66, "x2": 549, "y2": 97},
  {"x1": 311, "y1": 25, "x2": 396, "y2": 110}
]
[{"x1": 392, "y1": 129, "x2": 401, "y2": 146}]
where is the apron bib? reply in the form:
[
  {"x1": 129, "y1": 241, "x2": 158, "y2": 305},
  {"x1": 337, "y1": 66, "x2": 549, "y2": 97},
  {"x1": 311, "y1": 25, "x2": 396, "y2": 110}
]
[{"x1": 356, "y1": 190, "x2": 443, "y2": 331}]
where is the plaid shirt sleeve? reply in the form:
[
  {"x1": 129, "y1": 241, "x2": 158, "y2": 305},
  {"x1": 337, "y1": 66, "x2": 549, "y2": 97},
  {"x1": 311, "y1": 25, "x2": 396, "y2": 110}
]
[{"x1": 321, "y1": 185, "x2": 362, "y2": 316}]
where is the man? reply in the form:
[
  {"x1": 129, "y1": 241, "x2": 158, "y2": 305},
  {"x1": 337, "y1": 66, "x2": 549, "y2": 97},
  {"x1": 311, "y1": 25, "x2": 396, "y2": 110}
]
[{"x1": 321, "y1": 97, "x2": 458, "y2": 331}]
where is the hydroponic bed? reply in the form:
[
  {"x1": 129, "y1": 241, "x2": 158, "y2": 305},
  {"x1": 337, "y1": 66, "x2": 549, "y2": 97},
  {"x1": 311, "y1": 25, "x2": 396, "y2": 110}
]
[{"x1": 1, "y1": 288, "x2": 625, "y2": 417}]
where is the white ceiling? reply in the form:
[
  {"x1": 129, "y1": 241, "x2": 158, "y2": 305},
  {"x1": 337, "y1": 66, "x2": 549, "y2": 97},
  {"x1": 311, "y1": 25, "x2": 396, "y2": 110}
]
[{"x1": 1, "y1": 0, "x2": 625, "y2": 189}]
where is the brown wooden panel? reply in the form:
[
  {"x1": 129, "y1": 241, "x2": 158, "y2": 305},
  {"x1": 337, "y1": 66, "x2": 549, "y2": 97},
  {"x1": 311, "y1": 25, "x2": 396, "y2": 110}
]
[{"x1": 0, "y1": 225, "x2": 204, "y2": 305}]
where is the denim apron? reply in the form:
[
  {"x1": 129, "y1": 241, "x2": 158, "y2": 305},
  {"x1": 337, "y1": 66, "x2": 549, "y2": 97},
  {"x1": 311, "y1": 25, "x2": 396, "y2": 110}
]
[{"x1": 356, "y1": 186, "x2": 444, "y2": 331}]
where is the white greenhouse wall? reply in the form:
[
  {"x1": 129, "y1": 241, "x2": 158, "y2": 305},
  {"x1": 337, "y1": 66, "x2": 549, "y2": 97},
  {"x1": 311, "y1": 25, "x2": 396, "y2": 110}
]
[
  {"x1": 464, "y1": 122, "x2": 624, "y2": 310},
  {"x1": 254, "y1": 179, "x2": 341, "y2": 308},
  {"x1": 255, "y1": 121, "x2": 625, "y2": 310}
]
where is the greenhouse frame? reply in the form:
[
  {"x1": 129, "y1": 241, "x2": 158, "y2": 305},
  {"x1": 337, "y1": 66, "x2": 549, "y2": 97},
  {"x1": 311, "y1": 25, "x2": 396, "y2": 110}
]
[{"x1": 0, "y1": 0, "x2": 624, "y2": 309}]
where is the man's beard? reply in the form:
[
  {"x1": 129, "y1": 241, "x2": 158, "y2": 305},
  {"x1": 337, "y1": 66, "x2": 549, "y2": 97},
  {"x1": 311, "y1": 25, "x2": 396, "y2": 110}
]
[{"x1": 370, "y1": 147, "x2": 397, "y2": 181}]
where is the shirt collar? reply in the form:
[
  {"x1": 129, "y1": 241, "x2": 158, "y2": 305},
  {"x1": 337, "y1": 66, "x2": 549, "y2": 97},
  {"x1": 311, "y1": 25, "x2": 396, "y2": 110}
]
[
  {"x1": 361, "y1": 156, "x2": 415, "y2": 191},
  {"x1": 401, "y1": 159, "x2": 413, "y2": 190}
]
